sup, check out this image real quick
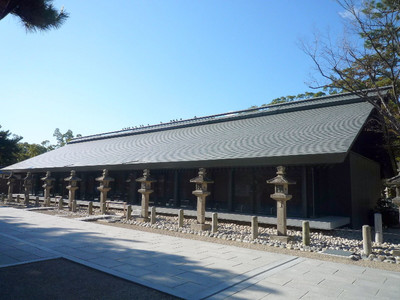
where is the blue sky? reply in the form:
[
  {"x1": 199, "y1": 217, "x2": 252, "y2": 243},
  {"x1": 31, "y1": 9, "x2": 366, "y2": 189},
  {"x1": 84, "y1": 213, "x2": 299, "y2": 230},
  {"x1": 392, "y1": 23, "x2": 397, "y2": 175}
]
[{"x1": 1, "y1": 0, "x2": 345, "y2": 144}]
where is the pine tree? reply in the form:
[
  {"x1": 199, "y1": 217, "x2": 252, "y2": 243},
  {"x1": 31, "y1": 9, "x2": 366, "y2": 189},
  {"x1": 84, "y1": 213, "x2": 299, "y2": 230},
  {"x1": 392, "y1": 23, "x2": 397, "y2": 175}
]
[{"x1": 0, "y1": 0, "x2": 68, "y2": 32}]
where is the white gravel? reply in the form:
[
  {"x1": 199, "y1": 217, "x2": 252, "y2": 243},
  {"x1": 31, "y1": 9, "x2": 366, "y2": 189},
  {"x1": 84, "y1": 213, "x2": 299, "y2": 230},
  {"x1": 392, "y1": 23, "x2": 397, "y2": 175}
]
[{"x1": 118, "y1": 214, "x2": 400, "y2": 264}]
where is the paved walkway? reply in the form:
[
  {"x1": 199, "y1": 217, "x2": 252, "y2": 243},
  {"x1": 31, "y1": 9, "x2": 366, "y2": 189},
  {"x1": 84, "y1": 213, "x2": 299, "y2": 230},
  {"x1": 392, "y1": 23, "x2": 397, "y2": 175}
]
[{"x1": 0, "y1": 206, "x2": 399, "y2": 299}]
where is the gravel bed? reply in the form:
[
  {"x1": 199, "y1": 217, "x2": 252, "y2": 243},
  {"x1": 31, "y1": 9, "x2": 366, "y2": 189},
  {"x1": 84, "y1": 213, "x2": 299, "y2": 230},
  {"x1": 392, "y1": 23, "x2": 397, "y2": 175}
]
[{"x1": 119, "y1": 214, "x2": 400, "y2": 265}]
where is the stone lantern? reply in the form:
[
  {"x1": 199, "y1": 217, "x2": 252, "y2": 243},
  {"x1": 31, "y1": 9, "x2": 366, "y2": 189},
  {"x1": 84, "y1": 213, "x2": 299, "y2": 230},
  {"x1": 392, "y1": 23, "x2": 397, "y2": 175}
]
[
  {"x1": 136, "y1": 169, "x2": 156, "y2": 222},
  {"x1": 65, "y1": 170, "x2": 81, "y2": 208},
  {"x1": 267, "y1": 166, "x2": 296, "y2": 242},
  {"x1": 190, "y1": 168, "x2": 213, "y2": 231},
  {"x1": 41, "y1": 171, "x2": 55, "y2": 206},
  {"x1": 6, "y1": 172, "x2": 17, "y2": 202},
  {"x1": 23, "y1": 172, "x2": 33, "y2": 205},
  {"x1": 96, "y1": 169, "x2": 114, "y2": 213}
]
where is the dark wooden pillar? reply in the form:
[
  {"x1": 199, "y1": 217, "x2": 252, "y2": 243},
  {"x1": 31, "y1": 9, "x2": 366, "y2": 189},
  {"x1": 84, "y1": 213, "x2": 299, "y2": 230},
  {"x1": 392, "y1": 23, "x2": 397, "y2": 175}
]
[
  {"x1": 33, "y1": 174, "x2": 39, "y2": 195},
  {"x1": 173, "y1": 170, "x2": 180, "y2": 207},
  {"x1": 80, "y1": 173, "x2": 86, "y2": 200},
  {"x1": 311, "y1": 167, "x2": 316, "y2": 218},
  {"x1": 126, "y1": 172, "x2": 136, "y2": 203},
  {"x1": 302, "y1": 166, "x2": 308, "y2": 218},
  {"x1": 228, "y1": 168, "x2": 234, "y2": 212},
  {"x1": 132, "y1": 172, "x2": 138, "y2": 204},
  {"x1": 251, "y1": 168, "x2": 256, "y2": 214}
]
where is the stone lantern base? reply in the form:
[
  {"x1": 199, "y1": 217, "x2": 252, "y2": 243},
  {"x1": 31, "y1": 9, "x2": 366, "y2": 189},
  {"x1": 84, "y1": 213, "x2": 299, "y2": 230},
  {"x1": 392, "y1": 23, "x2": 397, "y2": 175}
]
[
  {"x1": 191, "y1": 222, "x2": 211, "y2": 231},
  {"x1": 270, "y1": 235, "x2": 293, "y2": 243}
]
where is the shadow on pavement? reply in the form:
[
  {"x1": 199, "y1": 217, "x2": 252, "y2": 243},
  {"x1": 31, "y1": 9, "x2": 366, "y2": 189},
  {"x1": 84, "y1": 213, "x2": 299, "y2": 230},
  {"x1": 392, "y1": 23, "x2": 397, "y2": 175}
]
[
  {"x1": 0, "y1": 258, "x2": 180, "y2": 300},
  {"x1": 0, "y1": 209, "x2": 281, "y2": 299}
]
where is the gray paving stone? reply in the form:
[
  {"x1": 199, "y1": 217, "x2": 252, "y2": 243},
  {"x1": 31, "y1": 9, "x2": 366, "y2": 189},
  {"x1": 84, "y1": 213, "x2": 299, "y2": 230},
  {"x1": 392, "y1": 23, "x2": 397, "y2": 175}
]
[
  {"x1": 176, "y1": 271, "x2": 224, "y2": 287},
  {"x1": 382, "y1": 277, "x2": 400, "y2": 289},
  {"x1": 139, "y1": 273, "x2": 187, "y2": 288},
  {"x1": 375, "y1": 288, "x2": 400, "y2": 299},
  {"x1": 173, "y1": 282, "x2": 205, "y2": 299},
  {"x1": 301, "y1": 291, "x2": 337, "y2": 299},
  {"x1": 71, "y1": 251, "x2": 99, "y2": 260},
  {"x1": 318, "y1": 278, "x2": 354, "y2": 290},
  {"x1": 145, "y1": 264, "x2": 187, "y2": 277},
  {"x1": 297, "y1": 272, "x2": 326, "y2": 284},
  {"x1": 88, "y1": 257, "x2": 125, "y2": 268},
  {"x1": 259, "y1": 274, "x2": 293, "y2": 286},
  {"x1": 111, "y1": 264, "x2": 153, "y2": 277},
  {"x1": 307, "y1": 284, "x2": 344, "y2": 298},
  {"x1": 5, "y1": 248, "x2": 33, "y2": 259},
  {"x1": 229, "y1": 284, "x2": 272, "y2": 300},
  {"x1": 115, "y1": 256, "x2": 157, "y2": 267},
  {"x1": 353, "y1": 278, "x2": 387, "y2": 288},
  {"x1": 1, "y1": 207, "x2": 399, "y2": 300},
  {"x1": 0, "y1": 255, "x2": 19, "y2": 266},
  {"x1": 338, "y1": 290, "x2": 378, "y2": 299},
  {"x1": 258, "y1": 281, "x2": 308, "y2": 299}
]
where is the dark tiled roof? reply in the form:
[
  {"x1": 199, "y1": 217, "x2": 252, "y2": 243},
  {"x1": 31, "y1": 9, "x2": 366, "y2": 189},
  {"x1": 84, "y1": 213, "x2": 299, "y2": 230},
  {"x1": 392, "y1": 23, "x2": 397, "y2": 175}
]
[{"x1": 2, "y1": 91, "x2": 382, "y2": 172}]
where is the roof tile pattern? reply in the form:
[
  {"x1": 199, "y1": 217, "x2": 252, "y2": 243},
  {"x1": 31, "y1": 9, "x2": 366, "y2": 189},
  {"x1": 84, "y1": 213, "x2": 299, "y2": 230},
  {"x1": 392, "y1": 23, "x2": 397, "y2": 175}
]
[{"x1": 3, "y1": 99, "x2": 374, "y2": 171}]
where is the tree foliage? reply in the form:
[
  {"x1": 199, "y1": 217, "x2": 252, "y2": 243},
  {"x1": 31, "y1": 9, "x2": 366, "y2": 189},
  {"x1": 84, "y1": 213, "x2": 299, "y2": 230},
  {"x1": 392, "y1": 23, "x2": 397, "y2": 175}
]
[
  {"x1": 302, "y1": 0, "x2": 400, "y2": 135},
  {"x1": 248, "y1": 91, "x2": 327, "y2": 109},
  {"x1": 0, "y1": 0, "x2": 68, "y2": 32},
  {"x1": 0, "y1": 126, "x2": 81, "y2": 166},
  {"x1": 0, "y1": 125, "x2": 22, "y2": 167},
  {"x1": 16, "y1": 142, "x2": 47, "y2": 162},
  {"x1": 269, "y1": 91, "x2": 327, "y2": 105},
  {"x1": 53, "y1": 128, "x2": 81, "y2": 148}
]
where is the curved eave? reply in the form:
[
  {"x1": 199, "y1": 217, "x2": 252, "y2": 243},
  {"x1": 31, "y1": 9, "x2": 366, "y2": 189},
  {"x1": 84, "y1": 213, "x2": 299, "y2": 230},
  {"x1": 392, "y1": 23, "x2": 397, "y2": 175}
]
[{"x1": 2, "y1": 152, "x2": 348, "y2": 173}]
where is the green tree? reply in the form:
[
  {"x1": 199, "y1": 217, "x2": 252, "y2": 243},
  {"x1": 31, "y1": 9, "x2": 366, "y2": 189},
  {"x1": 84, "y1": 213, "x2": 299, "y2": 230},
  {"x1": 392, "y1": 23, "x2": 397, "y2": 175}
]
[
  {"x1": 248, "y1": 91, "x2": 327, "y2": 109},
  {"x1": 302, "y1": 0, "x2": 400, "y2": 134},
  {"x1": 16, "y1": 142, "x2": 47, "y2": 162},
  {"x1": 0, "y1": 125, "x2": 22, "y2": 167},
  {"x1": 269, "y1": 91, "x2": 326, "y2": 105},
  {"x1": 53, "y1": 128, "x2": 81, "y2": 148},
  {"x1": 0, "y1": 0, "x2": 68, "y2": 32}
]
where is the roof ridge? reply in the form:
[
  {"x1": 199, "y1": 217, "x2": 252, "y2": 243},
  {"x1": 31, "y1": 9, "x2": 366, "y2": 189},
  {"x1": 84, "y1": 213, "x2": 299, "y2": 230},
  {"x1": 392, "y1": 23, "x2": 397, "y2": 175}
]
[{"x1": 69, "y1": 86, "x2": 390, "y2": 144}]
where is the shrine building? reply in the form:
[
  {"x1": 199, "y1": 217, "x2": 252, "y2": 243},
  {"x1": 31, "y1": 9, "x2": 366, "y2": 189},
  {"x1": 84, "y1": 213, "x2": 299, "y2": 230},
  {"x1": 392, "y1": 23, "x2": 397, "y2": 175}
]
[{"x1": 1, "y1": 89, "x2": 395, "y2": 228}]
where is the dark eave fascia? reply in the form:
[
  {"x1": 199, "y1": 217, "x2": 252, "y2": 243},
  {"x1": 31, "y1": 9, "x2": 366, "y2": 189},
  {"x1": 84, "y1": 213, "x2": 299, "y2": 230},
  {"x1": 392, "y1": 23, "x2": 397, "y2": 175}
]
[{"x1": 4, "y1": 152, "x2": 347, "y2": 174}]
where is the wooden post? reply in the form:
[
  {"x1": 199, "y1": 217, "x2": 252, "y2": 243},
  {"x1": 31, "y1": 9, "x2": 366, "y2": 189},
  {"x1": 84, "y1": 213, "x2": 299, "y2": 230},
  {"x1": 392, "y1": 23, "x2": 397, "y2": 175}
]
[
  {"x1": 151, "y1": 206, "x2": 156, "y2": 225},
  {"x1": 58, "y1": 197, "x2": 63, "y2": 210},
  {"x1": 72, "y1": 200, "x2": 77, "y2": 212},
  {"x1": 251, "y1": 216, "x2": 258, "y2": 240},
  {"x1": 24, "y1": 194, "x2": 30, "y2": 206},
  {"x1": 88, "y1": 201, "x2": 93, "y2": 215},
  {"x1": 212, "y1": 213, "x2": 218, "y2": 233},
  {"x1": 302, "y1": 221, "x2": 310, "y2": 246},
  {"x1": 362, "y1": 225, "x2": 372, "y2": 256},
  {"x1": 178, "y1": 209, "x2": 184, "y2": 228},
  {"x1": 374, "y1": 213, "x2": 383, "y2": 244},
  {"x1": 126, "y1": 205, "x2": 132, "y2": 221}
]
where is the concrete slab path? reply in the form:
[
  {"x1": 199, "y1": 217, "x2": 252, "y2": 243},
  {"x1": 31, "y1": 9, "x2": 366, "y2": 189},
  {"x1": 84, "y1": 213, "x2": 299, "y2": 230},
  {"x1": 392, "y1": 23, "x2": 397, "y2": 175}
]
[{"x1": 0, "y1": 206, "x2": 399, "y2": 299}]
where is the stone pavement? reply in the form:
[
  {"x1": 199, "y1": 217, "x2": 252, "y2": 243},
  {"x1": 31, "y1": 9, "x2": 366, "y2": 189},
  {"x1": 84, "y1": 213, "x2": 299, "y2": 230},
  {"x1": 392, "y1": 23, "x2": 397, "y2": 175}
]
[{"x1": 0, "y1": 206, "x2": 399, "y2": 300}]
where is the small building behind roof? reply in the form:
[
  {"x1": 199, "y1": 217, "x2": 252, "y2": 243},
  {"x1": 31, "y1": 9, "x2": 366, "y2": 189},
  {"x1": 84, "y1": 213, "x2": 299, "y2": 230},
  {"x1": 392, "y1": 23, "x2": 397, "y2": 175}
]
[{"x1": 1, "y1": 88, "x2": 396, "y2": 228}]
